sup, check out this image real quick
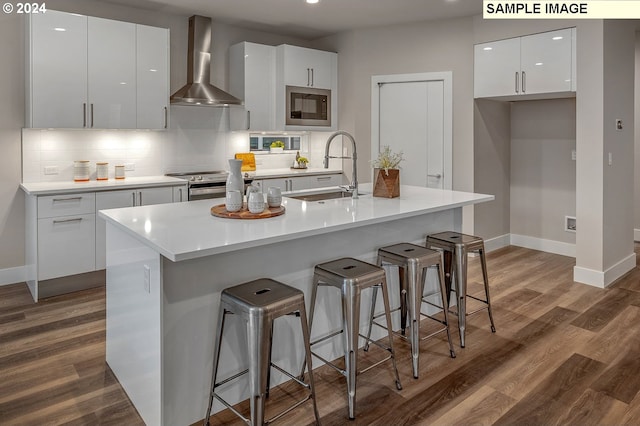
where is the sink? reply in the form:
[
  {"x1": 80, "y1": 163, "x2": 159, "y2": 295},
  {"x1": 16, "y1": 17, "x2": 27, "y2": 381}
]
[{"x1": 288, "y1": 190, "x2": 366, "y2": 202}]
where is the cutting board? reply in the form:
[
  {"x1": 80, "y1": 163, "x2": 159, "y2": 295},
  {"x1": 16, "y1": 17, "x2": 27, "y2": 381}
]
[{"x1": 235, "y1": 152, "x2": 256, "y2": 171}]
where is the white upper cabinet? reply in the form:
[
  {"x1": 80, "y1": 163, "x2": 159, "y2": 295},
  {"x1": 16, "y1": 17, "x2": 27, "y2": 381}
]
[
  {"x1": 27, "y1": 10, "x2": 169, "y2": 129},
  {"x1": 88, "y1": 17, "x2": 136, "y2": 129},
  {"x1": 136, "y1": 24, "x2": 170, "y2": 129},
  {"x1": 229, "y1": 42, "x2": 276, "y2": 131},
  {"x1": 278, "y1": 44, "x2": 336, "y2": 89},
  {"x1": 474, "y1": 28, "x2": 576, "y2": 99},
  {"x1": 28, "y1": 10, "x2": 88, "y2": 128}
]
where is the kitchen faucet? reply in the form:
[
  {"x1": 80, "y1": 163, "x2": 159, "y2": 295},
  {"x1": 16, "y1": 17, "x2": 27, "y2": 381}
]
[{"x1": 324, "y1": 131, "x2": 358, "y2": 199}]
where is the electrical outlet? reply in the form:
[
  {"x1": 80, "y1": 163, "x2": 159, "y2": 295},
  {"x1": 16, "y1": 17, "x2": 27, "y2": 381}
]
[
  {"x1": 124, "y1": 163, "x2": 135, "y2": 171},
  {"x1": 44, "y1": 166, "x2": 59, "y2": 175},
  {"x1": 571, "y1": 150, "x2": 576, "y2": 161},
  {"x1": 616, "y1": 119, "x2": 623, "y2": 130},
  {"x1": 144, "y1": 265, "x2": 150, "y2": 293},
  {"x1": 608, "y1": 152, "x2": 613, "y2": 166}
]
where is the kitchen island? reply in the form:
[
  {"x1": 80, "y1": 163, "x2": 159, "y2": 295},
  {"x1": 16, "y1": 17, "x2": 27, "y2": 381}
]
[{"x1": 100, "y1": 183, "x2": 493, "y2": 425}]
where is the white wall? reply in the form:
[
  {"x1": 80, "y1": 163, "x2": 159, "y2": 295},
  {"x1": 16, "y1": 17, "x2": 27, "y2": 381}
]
[{"x1": 634, "y1": 32, "x2": 640, "y2": 241}]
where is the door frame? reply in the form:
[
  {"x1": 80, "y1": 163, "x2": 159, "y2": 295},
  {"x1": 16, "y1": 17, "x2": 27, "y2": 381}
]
[{"x1": 371, "y1": 72, "x2": 453, "y2": 190}]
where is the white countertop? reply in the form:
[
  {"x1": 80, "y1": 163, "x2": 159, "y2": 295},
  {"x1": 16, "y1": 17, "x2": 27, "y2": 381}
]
[
  {"x1": 253, "y1": 167, "x2": 343, "y2": 179},
  {"x1": 20, "y1": 176, "x2": 186, "y2": 195},
  {"x1": 99, "y1": 183, "x2": 494, "y2": 262}
]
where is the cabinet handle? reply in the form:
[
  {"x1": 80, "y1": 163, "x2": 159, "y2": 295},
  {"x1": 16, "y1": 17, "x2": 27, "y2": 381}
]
[
  {"x1": 178, "y1": 188, "x2": 183, "y2": 202},
  {"x1": 522, "y1": 71, "x2": 526, "y2": 93},
  {"x1": 164, "y1": 106, "x2": 168, "y2": 129},
  {"x1": 428, "y1": 173, "x2": 442, "y2": 179},
  {"x1": 311, "y1": 68, "x2": 314, "y2": 87},
  {"x1": 52, "y1": 196, "x2": 82, "y2": 202},
  {"x1": 247, "y1": 110, "x2": 251, "y2": 130},
  {"x1": 132, "y1": 192, "x2": 136, "y2": 206},
  {"x1": 90, "y1": 103, "x2": 94, "y2": 128},
  {"x1": 307, "y1": 68, "x2": 311, "y2": 86},
  {"x1": 289, "y1": 179, "x2": 293, "y2": 191},
  {"x1": 83, "y1": 103, "x2": 87, "y2": 128},
  {"x1": 53, "y1": 217, "x2": 83, "y2": 224},
  {"x1": 515, "y1": 72, "x2": 519, "y2": 94},
  {"x1": 139, "y1": 191, "x2": 143, "y2": 205},
  {"x1": 317, "y1": 176, "x2": 331, "y2": 181}
]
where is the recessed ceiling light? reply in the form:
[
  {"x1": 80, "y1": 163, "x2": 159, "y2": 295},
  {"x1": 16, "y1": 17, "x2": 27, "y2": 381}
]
[
  {"x1": 483, "y1": 47, "x2": 493, "y2": 51},
  {"x1": 535, "y1": 62, "x2": 543, "y2": 66},
  {"x1": 552, "y1": 36, "x2": 563, "y2": 40},
  {"x1": 54, "y1": 27, "x2": 66, "y2": 32},
  {"x1": 306, "y1": 0, "x2": 319, "y2": 4}
]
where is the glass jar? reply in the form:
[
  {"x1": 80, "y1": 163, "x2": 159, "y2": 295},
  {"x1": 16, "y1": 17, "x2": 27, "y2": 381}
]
[
  {"x1": 73, "y1": 160, "x2": 90, "y2": 182},
  {"x1": 96, "y1": 162, "x2": 109, "y2": 180}
]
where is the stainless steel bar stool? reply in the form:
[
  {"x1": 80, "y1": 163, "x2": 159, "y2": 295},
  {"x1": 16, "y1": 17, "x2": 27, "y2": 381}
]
[
  {"x1": 302, "y1": 257, "x2": 402, "y2": 420},
  {"x1": 426, "y1": 231, "x2": 496, "y2": 348},
  {"x1": 364, "y1": 243, "x2": 456, "y2": 379},
  {"x1": 204, "y1": 278, "x2": 320, "y2": 426}
]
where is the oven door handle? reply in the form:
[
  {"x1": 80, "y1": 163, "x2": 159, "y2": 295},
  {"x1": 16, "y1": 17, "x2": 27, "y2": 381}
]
[{"x1": 189, "y1": 187, "x2": 227, "y2": 197}]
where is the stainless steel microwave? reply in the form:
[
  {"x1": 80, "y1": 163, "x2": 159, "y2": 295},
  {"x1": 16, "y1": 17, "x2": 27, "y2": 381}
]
[{"x1": 285, "y1": 85, "x2": 331, "y2": 127}]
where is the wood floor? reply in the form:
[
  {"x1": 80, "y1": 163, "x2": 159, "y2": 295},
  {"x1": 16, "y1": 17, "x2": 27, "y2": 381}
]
[{"x1": 1, "y1": 244, "x2": 639, "y2": 425}]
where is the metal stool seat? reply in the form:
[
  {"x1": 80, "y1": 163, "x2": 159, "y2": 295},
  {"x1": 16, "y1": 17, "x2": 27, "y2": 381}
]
[
  {"x1": 303, "y1": 257, "x2": 402, "y2": 420},
  {"x1": 426, "y1": 231, "x2": 496, "y2": 348},
  {"x1": 204, "y1": 278, "x2": 320, "y2": 426},
  {"x1": 365, "y1": 243, "x2": 456, "y2": 379}
]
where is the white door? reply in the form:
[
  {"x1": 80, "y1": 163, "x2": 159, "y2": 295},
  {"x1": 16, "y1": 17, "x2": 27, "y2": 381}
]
[{"x1": 372, "y1": 72, "x2": 452, "y2": 190}]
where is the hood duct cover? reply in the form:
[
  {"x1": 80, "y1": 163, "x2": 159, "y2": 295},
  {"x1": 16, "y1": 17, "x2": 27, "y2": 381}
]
[{"x1": 170, "y1": 15, "x2": 242, "y2": 106}]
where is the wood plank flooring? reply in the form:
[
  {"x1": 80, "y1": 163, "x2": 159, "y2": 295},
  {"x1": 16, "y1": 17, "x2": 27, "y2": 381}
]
[{"x1": 1, "y1": 244, "x2": 639, "y2": 425}]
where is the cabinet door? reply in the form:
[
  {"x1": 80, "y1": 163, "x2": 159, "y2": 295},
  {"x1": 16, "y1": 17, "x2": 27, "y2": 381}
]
[
  {"x1": 137, "y1": 24, "x2": 169, "y2": 129},
  {"x1": 38, "y1": 214, "x2": 95, "y2": 280},
  {"x1": 95, "y1": 190, "x2": 135, "y2": 270},
  {"x1": 474, "y1": 37, "x2": 520, "y2": 98},
  {"x1": 29, "y1": 11, "x2": 88, "y2": 128},
  {"x1": 229, "y1": 42, "x2": 276, "y2": 131},
  {"x1": 138, "y1": 187, "x2": 174, "y2": 206},
  {"x1": 305, "y1": 173, "x2": 343, "y2": 189},
  {"x1": 281, "y1": 45, "x2": 336, "y2": 89},
  {"x1": 88, "y1": 17, "x2": 136, "y2": 129},
  {"x1": 520, "y1": 28, "x2": 573, "y2": 95},
  {"x1": 261, "y1": 177, "x2": 291, "y2": 192}
]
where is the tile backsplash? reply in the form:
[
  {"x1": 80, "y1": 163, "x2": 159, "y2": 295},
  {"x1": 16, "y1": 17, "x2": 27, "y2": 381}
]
[{"x1": 21, "y1": 106, "x2": 341, "y2": 183}]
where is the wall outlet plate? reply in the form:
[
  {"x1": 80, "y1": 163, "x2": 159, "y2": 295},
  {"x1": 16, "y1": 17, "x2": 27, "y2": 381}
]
[
  {"x1": 44, "y1": 166, "x2": 59, "y2": 175},
  {"x1": 124, "y1": 163, "x2": 135, "y2": 171}
]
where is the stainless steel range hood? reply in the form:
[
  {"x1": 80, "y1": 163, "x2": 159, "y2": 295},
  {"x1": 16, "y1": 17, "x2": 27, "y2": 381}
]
[{"x1": 170, "y1": 15, "x2": 242, "y2": 106}]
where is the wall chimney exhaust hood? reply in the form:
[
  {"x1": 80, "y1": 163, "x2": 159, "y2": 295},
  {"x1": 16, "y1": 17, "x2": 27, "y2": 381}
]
[{"x1": 170, "y1": 15, "x2": 242, "y2": 106}]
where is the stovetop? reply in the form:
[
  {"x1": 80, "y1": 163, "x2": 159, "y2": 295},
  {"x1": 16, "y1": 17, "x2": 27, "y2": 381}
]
[{"x1": 165, "y1": 170, "x2": 254, "y2": 183}]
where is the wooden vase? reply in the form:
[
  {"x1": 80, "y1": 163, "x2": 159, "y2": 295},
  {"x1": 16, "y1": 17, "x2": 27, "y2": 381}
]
[{"x1": 373, "y1": 168, "x2": 400, "y2": 198}]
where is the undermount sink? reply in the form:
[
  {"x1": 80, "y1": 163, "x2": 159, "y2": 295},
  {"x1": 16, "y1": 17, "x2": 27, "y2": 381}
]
[{"x1": 288, "y1": 190, "x2": 366, "y2": 202}]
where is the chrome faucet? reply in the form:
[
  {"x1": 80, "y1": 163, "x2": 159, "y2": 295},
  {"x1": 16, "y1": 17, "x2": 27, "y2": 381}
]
[{"x1": 324, "y1": 131, "x2": 358, "y2": 199}]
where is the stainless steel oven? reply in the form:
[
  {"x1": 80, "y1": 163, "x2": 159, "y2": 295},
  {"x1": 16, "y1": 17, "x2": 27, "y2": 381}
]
[
  {"x1": 286, "y1": 85, "x2": 331, "y2": 127},
  {"x1": 165, "y1": 171, "x2": 254, "y2": 201}
]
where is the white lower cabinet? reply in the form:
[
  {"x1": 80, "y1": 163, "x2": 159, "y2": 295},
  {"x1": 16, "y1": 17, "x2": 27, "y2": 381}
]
[
  {"x1": 37, "y1": 192, "x2": 96, "y2": 280},
  {"x1": 95, "y1": 186, "x2": 175, "y2": 269},
  {"x1": 258, "y1": 173, "x2": 343, "y2": 192}
]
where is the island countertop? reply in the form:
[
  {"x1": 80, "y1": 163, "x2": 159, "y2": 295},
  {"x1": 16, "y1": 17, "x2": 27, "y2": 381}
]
[{"x1": 99, "y1": 183, "x2": 494, "y2": 262}]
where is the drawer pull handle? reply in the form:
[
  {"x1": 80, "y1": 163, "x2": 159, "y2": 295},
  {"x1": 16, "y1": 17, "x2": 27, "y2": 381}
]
[
  {"x1": 317, "y1": 176, "x2": 331, "y2": 181},
  {"x1": 52, "y1": 197, "x2": 82, "y2": 202},
  {"x1": 53, "y1": 218, "x2": 83, "y2": 224}
]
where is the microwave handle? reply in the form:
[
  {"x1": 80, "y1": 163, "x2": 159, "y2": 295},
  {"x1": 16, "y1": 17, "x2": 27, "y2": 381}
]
[{"x1": 247, "y1": 110, "x2": 251, "y2": 130}]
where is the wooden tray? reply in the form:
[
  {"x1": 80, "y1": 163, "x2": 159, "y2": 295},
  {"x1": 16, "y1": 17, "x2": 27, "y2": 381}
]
[{"x1": 210, "y1": 203, "x2": 285, "y2": 219}]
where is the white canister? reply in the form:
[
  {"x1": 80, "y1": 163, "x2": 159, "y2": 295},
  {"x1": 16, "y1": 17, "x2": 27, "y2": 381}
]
[
  {"x1": 115, "y1": 165, "x2": 125, "y2": 180},
  {"x1": 73, "y1": 160, "x2": 90, "y2": 182},
  {"x1": 225, "y1": 190, "x2": 243, "y2": 212},
  {"x1": 96, "y1": 162, "x2": 109, "y2": 181}
]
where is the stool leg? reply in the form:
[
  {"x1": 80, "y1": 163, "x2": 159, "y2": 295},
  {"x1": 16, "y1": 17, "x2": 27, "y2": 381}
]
[
  {"x1": 442, "y1": 250, "x2": 453, "y2": 308},
  {"x1": 435, "y1": 262, "x2": 456, "y2": 359},
  {"x1": 380, "y1": 277, "x2": 403, "y2": 391},
  {"x1": 408, "y1": 262, "x2": 421, "y2": 379},
  {"x1": 342, "y1": 283, "x2": 361, "y2": 420},
  {"x1": 247, "y1": 315, "x2": 271, "y2": 426},
  {"x1": 479, "y1": 247, "x2": 497, "y2": 333},
  {"x1": 298, "y1": 304, "x2": 321, "y2": 425},
  {"x1": 265, "y1": 322, "x2": 274, "y2": 398},
  {"x1": 399, "y1": 266, "x2": 408, "y2": 336},
  {"x1": 455, "y1": 246, "x2": 468, "y2": 348},
  {"x1": 363, "y1": 284, "x2": 378, "y2": 352},
  {"x1": 204, "y1": 308, "x2": 227, "y2": 426},
  {"x1": 300, "y1": 275, "x2": 320, "y2": 380}
]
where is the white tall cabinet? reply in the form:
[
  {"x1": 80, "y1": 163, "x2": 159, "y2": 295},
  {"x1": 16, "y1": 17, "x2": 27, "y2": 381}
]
[
  {"x1": 278, "y1": 44, "x2": 335, "y2": 89},
  {"x1": 474, "y1": 28, "x2": 576, "y2": 99},
  {"x1": 27, "y1": 10, "x2": 169, "y2": 129}
]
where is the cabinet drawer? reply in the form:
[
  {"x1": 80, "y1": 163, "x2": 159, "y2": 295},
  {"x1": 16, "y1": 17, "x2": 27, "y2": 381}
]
[
  {"x1": 38, "y1": 193, "x2": 95, "y2": 218},
  {"x1": 310, "y1": 174, "x2": 342, "y2": 187},
  {"x1": 38, "y1": 213, "x2": 96, "y2": 280}
]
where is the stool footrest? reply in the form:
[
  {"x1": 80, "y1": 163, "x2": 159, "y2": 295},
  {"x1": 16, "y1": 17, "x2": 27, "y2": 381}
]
[
  {"x1": 214, "y1": 368, "x2": 249, "y2": 389},
  {"x1": 467, "y1": 294, "x2": 490, "y2": 304},
  {"x1": 310, "y1": 351, "x2": 346, "y2": 376},
  {"x1": 309, "y1": 329, "x2": 344, "y2": 347},
  {"x1": 271, "y1": 362, "x2": 310, "y2": 389},
  {"x1": 359, "y1": 355, "x2": 393, "y2": 375},
  {"x1": 212, "y1": 394, "x2": 250, "y2": 425},
  {"x1": 267, "y1": 394, "x2": 314, "y2": 424}
]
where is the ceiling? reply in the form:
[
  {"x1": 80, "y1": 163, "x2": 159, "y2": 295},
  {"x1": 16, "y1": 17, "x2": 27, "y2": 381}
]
[{"x1": 95, "y1": 0, "x2": 483, "y2": 39}]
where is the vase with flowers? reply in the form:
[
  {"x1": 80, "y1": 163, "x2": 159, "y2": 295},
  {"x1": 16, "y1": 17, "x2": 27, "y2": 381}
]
[{"x1": 371, "y1": 145, "x2": 404, "y2": 198}]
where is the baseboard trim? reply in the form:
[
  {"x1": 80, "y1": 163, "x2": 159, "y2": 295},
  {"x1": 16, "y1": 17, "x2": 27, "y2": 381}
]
[
  {"x1": 574, "y1": 252, "x2": 637, "y2": 288},
  {"x1": 510, "y1": 234, "x2": 576, "y2": 258},
  {"x1": 635, "y1": 228, "x2": 640, "y2": 242},
  {"x1": 0, "y1": 265, "x2": 26, "y2": 286},
  {"x1": 483, "y1": 234, "x2": 511, "y2": 252}
]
